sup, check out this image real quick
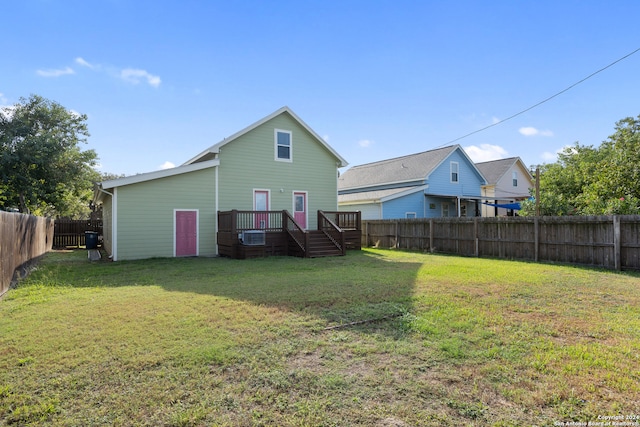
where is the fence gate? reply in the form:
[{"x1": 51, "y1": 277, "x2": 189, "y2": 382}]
[{"x1": 53, "y1": 219, "x2": 103, "y2": 248}]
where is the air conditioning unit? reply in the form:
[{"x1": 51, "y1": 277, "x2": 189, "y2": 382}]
[{"x1": 241, "y1": 230, "x2": 266, "y2": 246}]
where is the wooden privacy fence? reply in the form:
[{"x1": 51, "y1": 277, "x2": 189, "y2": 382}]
[
  {"x1": 362, "y1": 215, "x2": 640, "y2": 271},
  {"x1": 0, "y1": 211, "x2": 54, "y2": 296},
  {"x1": 53, "y1": 219, "x2": 102, "y2": 248}
]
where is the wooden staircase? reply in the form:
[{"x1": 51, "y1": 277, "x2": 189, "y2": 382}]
[{"x1": 306, "y1": 230, "x2": 343, "y2": 257}]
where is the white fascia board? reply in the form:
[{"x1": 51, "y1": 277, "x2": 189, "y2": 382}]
[
  {"x1": 425, "y1": 145, "x2": 487, "y2": 185},
  {"x1": 101, "y1": 159, "x2": 219, "y2": 190},
  {"x1": 339, "y1": 178, "x2": 425, "y2": 192},
  {"x1": 459, "y1": 146, "x2": 488, "y2": 185},
  {"x1": 338, "y1": 198, "x2": 379, "y2": 206},
  {"x1": 380, "y1": 185, "x2": 429, "y2": 203}
]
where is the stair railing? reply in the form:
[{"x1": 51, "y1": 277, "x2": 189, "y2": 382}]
[
  {"x1": 318, "y1": 210, "x2": 345, "y2": 256},
  {"x1": 283, "y1": 210, "x2": 308, "y2": 257}
]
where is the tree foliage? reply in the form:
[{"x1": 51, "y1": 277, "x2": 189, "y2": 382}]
[
  {"x1": 520, "y1": 115, "x2": 640, "y2": 216},
  {"x1": 0, "y1": 95, "x2": 99, "y2": 217}
]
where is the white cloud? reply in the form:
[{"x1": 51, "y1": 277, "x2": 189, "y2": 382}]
[
  {"x1": 358, "y1": 139, "x2": 373, "y2": 148},
  {"x1": 159, "y1": 161, "x2": 175, "y2": 170},
  {"x1": 519, "y1": 126, "x2": 554, "y2": 137},
  {"x1": 75, "y1": 57, "x2": 95, "y2": 69},
  {"x1": 0, "y1": 94, "x2": 14, "y2": 118},
  {"x1": 322, "y1": 134, "x2": 330, "y2": 142},
  {"x1": 36, "y1": 66, "x2": 75, "y2": 77},
  {"x1": 121, "y1": 68, "x2": 161, "y2": 87},
  {"x1": 541, "y1": 144, "x2": 572, "y2": 162},
  {"x1": 492, "y1": 116, "x2": 500, "y2": 124},
  {"x1": 519, "y1": 127, "x2": 538, "y2": 136},
  {"x1": 464, "y1": 144, "x2": 508, "y2": 162}
]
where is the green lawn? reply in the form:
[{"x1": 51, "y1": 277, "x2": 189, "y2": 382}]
[{"x1": 1, "y1": 249, "x2": 639, "y2": 426}]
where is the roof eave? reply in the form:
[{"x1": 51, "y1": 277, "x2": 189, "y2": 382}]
[{"x1": 101, "y1": 159, "x2": 219, "y2": 190}]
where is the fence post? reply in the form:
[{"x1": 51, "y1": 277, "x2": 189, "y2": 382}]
[
  {"x1": 534, "y1": 217, "x2": 539, "y2": 262},
  {"x1": 365, "y1": 221, "x2": 369, "y2": 248},
  {"x1": 474, "y1": 218, "x2": 479, "y2": 257},
  {"x1": 395, "y1": 221, "x2": 399, "y2": 249},
  {"x1": 613, "y1": 215, "x2": 621, "y2": 271},
  {"x1": 498, "y1": 220, "x2": 503, "y2": 259},
  {"x1": 429, "y1": 219, "x2": 434, "y2": 253}
]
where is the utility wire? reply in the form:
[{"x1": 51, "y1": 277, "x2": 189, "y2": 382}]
[{"x1": 440, "y1": 46, "x2": 640, "y2": 147}]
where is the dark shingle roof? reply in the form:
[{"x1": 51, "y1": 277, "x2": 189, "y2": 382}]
[
  {"x1": 338, "y1": 145, "x2": 458, "y2": 190},
  {"x1": 474, "y1": 157, "x2": 533, "y2": 185}
]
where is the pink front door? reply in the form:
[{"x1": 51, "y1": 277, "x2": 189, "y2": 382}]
[
  {"x1": 254, "y1": 190, "x2": 269, "y2": 229},
  {"x1": 175, "y1": 210, "x2": 197, "y2": 257},
  {"x1": 293, "y1": 192, "x2": 307, "y2": 229}
]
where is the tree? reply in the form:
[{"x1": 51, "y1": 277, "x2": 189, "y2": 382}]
[
  {"x1": 520, "y1": 115, "x2": 640, "y2": 216},
  {"x1": 579, "y1": 115, "x2": 640, "y2": 215},
  {"x1": 0, "y1": 95, "x2": 99, "y2": 217}
]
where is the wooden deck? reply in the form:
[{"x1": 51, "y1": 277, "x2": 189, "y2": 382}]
[{"x1": 217, "y1": 210, "x2": 361, "y2": 259}]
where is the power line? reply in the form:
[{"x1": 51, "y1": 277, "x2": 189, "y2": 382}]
[{"x1": 441, "y1": 46, "x2": 640, "y2": 146}]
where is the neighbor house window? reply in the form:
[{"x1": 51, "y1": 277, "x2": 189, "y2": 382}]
[
  {"x1": 442, "y1": 203, "x2": 450, "y2": 217},
  {"x1": 512, "y1": 171, "x2": 518, "y2": 187},
  {"x1": 275, "y1": 129, "x2": 292, "y2": 161},
  {"x1": 406, "y1": 212, "x2": 416, "y2": 219},
  {"x1": 450, "y1": 162, "x2": 459, "y2": 183}
]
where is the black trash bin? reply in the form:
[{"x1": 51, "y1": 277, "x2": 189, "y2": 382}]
[{"x1": 85, "y1": 231, "x2": 99, "y2": 249}]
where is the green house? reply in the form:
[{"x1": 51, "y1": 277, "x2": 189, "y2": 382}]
[{"x1": 94, "y1": 107, "x2": 350, "y2": 261}]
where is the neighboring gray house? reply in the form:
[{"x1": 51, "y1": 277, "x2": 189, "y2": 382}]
[
  {"x1": 475, "y1": 157, "x2": 534, "y2": 217},
  {"x1": 338, "y1": 145, "x2": 487, "y2": 220}
]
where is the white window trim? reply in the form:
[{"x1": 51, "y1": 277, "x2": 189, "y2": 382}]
[
  {"x1": 512, "y1": 171, "x2": 518, "y2": 187},
  {"x1": 275, "y1": 129, "x2": 293, "y2": 162},
  {"x1": 450, "y1": 161, "x2": 459, "y2": 183},
  {"x1": 405, "y1": 212, "x2": 417, "y2": 219}
]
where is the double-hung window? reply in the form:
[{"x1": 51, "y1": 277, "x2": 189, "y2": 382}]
[
  {"x1": 275, "y1": 129, "x2": 292, "y2": 162},
  {"x1": 512, "y1": 171, "x2": 518, "y2": 187},
  {"x1": 450, "y1": 162, "x2": 459, "y2": 183}
]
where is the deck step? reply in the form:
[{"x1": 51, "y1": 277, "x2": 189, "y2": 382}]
[{"x1": 306, "y1": 231, "x2": 343, "y2": 257}]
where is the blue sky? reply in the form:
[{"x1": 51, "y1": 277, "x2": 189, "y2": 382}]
[{"x1": 2, "y1": 0, "x2": 639, "y2": 176}]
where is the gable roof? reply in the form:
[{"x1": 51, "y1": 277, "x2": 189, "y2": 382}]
[
  {"x1": 475, "y1": 157, "x2": 533, "y2": 185},
  {"x1": 183, "y1": 106, "x2": 348, "y2": 167},
  {"x1": 338, "y1": 144, "x2": 485, "y2": 191}
]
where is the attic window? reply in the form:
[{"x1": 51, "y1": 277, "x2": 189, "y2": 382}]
[
  {"x1": 275, "y1": 129, "x2": 292, "y2": 162},
  {"x1": 450, "y1": 162, "x2": 459, "y2": 183},
  {"x1": 512, "y1": 171, "x2": 518, "y2": 187}
]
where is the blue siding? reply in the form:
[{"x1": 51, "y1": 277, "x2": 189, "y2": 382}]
[
  {"x1": 426, "y1": 149, "x2": 484, "y2": 197},
  {"x1": 382, "y1": 191, "x2": 425, "y2": 219},
  {"x1": 424, "y1": 196, "x2": 456, "y2": 218}
]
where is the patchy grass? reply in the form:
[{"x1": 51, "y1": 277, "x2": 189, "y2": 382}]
[{"x1": 0, "y1": 249, "x2": 639, "y2": 426}]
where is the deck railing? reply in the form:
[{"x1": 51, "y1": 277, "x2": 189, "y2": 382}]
[
  {"x1": 218, "y1": 210, "x2": 285, "y2": 233},
  {"x1": 320, "y1": 211, "x2": 361, "y2": 230},
  {"x1": 283, "y1": 211, "x2": 308, "y2": 255}
]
